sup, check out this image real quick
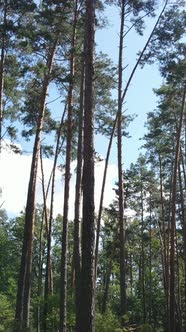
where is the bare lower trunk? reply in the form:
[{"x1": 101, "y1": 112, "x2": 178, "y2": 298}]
[
  {"x1": 140, "y1": 184, "x2": 146, "y2": 323},
  {"x1": 74, "y1": 52, "x2": 84, "y2": 332},
  {"x1": 79, "y1": 1, "x2": 95, "y2": 331},
  {"x1": 149, "y1": 192, "x2": 152, "y2": 324},
  {"x1": 43, "y1": 108, "x2": 65, "y2": 332},
  {"x1": 169, "y1": 86, "x2": 186, "y2": 332},
  {"x1": 0, "y1": 0, "x2": 7, "y2": 151},
  {"x1": 184, "y1": 102, "x2": 186, "y2": 332},
  {"x1": 117, "y1": 0, "x2": 126, "y2": 318},
  {"x1": 59, "y1": 3, "x2": 77, "y2": 330},
  {"x1": 15, "y1": 40, "x2": 58, "y2": 332},
  {"x1": 102, "y1": 244, "x2": 115, "y2": 314}
]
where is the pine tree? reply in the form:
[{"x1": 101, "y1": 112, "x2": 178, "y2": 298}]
[{"x1": 79, "y1": 0, "x2": 95, "y2": 331}]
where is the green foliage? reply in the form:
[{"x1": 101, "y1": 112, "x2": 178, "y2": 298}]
[
  {"x1": 0, "y1": 294, "x2": 14, "y2": 332},
  {"x1": 95, "y1": 310, "x2": 121, "y2": 332},
  {"x1": 138, "y1": 324, "x2": 153, "y2": 332}
]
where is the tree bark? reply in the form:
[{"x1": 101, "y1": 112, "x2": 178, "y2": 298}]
[
  {"x1": 0, "y1": 0, "x2": 7, "y2": 151},
  {"x1": 169, "y1": 86, "x2": 186, "y2": 332},
  {"x1": 117, "y1": 0, "x2": 127, "y2": 318},
  {"x1": 149, "y1": 192, "x2": 152, "y2": 325},
  {"x1": 102, "y1": 243, "x2": 115, "y2": 314},
  {"x1": 73, "y1": 51, "x2": 84, "y2": 332},
  {"x1": 59, "y1": 2, "x2": 77, "y2": 330},
  {"x1": 159, "y1": 154, "x2": 169, "y2": 319},
  {"x1": 140, "y1": 182, "x2": 146, "y2": 323},
  {"x1": 79, "y1": 0, "x2": 95, "y2": 331},
  {"x1": 14, "y1": 39, "x2": 58, "y2": 332},
  {"x1": 43, "y1": 106, "x2": 66, "y2": 332},
  {"x1": 184, "y1": 95, "x2": 186, "y2": 332}
]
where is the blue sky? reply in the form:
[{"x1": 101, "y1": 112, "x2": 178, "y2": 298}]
[{"x1": 95, "y1": 3, "x2": 163, "y2": 169}]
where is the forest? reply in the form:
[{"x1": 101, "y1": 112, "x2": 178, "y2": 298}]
[{"x1": 0, "y1": 0, "x2": 185, "y2": 331}]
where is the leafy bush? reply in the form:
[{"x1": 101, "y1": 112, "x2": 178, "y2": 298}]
[
  {"x1": 0, "y1": 294, "x2": 14, "y2": 331},
  {"x1": 139, "y1": 323, "x2": 153, "y2": 332},
  {"x1": 95, "y1": 310, "x2": 121, "y2": 332}
]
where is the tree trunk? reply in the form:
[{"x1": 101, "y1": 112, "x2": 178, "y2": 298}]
[
  {"x1": 140, "y1": 183, "x2": 146, "y2": 323},
  {"x1": 59, "y1": 2, "x2": 77, "y2": 330},
  {"x1": 14, "y1": 40, "x2": 58, "y2": 332},
  {"x1": 102, "y1": 243, "x2": 115, "y2": 314},
  {"x1": 149, "y1": 192, "x2": 152, "y2": 325},
  {"x1": 159, "y1": 154, "x2": 169, "y2": 319},
  {"x1": 73, "y1": 51, "x2": 84, "y2": 332},
  {"x1": 79, "y1": 0, "x2": 95, "y2": 331},
  {"x1": 184, "y1": 98, "x2": 186, "y2": 332},
  {"x1": 169, "y1": 86, "x2": 186, "y2": 332},
  {"x1": 43, "y1": 106, "x2": 66, "y2": 332},
  {"x1": 0, "y1": 0, "x2": 7, "y2": 151},
  {"x1": 117, "y1": 0, "x2": 127, "y2": 318}
]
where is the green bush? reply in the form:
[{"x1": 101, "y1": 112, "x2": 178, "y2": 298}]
[
  {"x1": 0, "y1": 294, "x2": 14, "y2": 331},
  {"x1": 139, "y1": 323, "x2": 153, "y2": 332},
  {"x1": 95, "y1": 310, "x2": 121, "y2": 332}
]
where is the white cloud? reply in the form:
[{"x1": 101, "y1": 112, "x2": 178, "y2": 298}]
[{"x1": 0, "y1": 142, "x2": 118, "y2": 220}]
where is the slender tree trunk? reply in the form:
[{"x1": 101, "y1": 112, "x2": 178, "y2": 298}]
[
  {"x1": 102, "y1": 243, "x2": 115, "y2": 314},
  {"x1": 175, "y1": 221, "x2": 183, "y2": 331},
  {"x1": 140, "y1": 183, "x2": 146, "y2": 323},
  {"x1": 36, "y1": 220, "x2": 44, "y2": 332},
  {"x1": 130, "y1": 253, "x2": 133, "y2": 297},
  {"x1": 36, "y1": 200, "x2": 46, "y2": 332},
  {"x1": 95, "y1": 113, "x2": 117, "y2": 280},
  {"x1": 149, "y1": 192, "x2": 152, "y2": 325},
  {"x1": 59, "y1": 3, "x2": 77, "y2": 330},
  {"x1": 156, "y1": 215, "x2": 168, "y2": 309},
  {"x1": 37, "y1": 147, "x2": 55, "y2": 332},
  {"x1": 43, "y1": 107, "x2": 65, "y2": 332},
  {"x1": 79, "y1": 0, "x2": 95, "y2": 331},
  {"x1": 73, "y1": 52, "x2": 84, "y2": 332},
  {"x1": 40, "y1": 147, "x2": 51, "y2": 332},
  {"x1": 159, "y1": 154, "x2": 169, "y2": 318},
  {"x1": 14, "y1": 40, "x2": 58, "y2": 332},
  {"x1": 169, "y1": 86, "x2": 186, "y2": 332},
  {"x1": 184, "y1": 99, "x2": 186, "y2": 332},
  {"x1": 0, "y1": 0, "x2": 7, "y2": 151},
  {"x1": 117, "y1": 0, "x2": 127, "y2": 318}
]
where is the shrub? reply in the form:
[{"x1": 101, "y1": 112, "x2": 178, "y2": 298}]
[
  {"x1": 139, "y1": 323, "x2": 153, "y2": 332},
  {"x1": 95, "y1": 310, "x2": 121, "y2": 332}
]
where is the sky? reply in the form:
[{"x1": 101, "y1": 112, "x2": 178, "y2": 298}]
[
  {"x1": 0, "y1": 2, "x2": 164, "y2": 219},
  {"x1": 95, "y1": 3, "x2": 163, "y2": 168},
  {"x1": 0, "y1": 142, "x2": 118, "y2": 218}
]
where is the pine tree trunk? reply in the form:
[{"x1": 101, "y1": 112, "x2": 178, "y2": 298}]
[
  {"x1": 59, "y1": 3, "x2": 77, "y2": 330},
  {"x1": 14, "y1": 40, "x2": 58, "y2": 332},
  {"x1": 79, "y1": 0, "x2": 95, "y2": 331},
  {"x1": 73, "y1": 52, "x2": 84, "y2": 332},
  {"x1": 40, "y1": 147, "x2": 50, "y2": 332},
  {"x1": 184, "y1": 100, "x2": 186, "y2": 332},
  {"x1": 169, "y1": 86, "x2": 186, "y2": 332},
  {"x1": 117, "y1": 0, "x2": 127, "y2": 318},
  {"x1": 0, "y1": 0, "x2": 7, "y2": 151},
  {"x1": 159, "y1": 154, "x2": 169, "y2": 319},
  {"x1": 94, "y1": 116, "x2": 117, "y2": 279},
  {"x1": 36, "y1": 205, "x2": 45, "y2": 332},
  {"x1": 102, "y1": 243, "x2": 115, "y2": 314},
  {"x1": 149, "y1": 192, "x2": 152, "y2": 325},
  {"x1": 140, "y1": 183, "x2": 146, "y2": 323},
  {"x1": 43, "y1": 107, "x2": 65, "y2": 332}
]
